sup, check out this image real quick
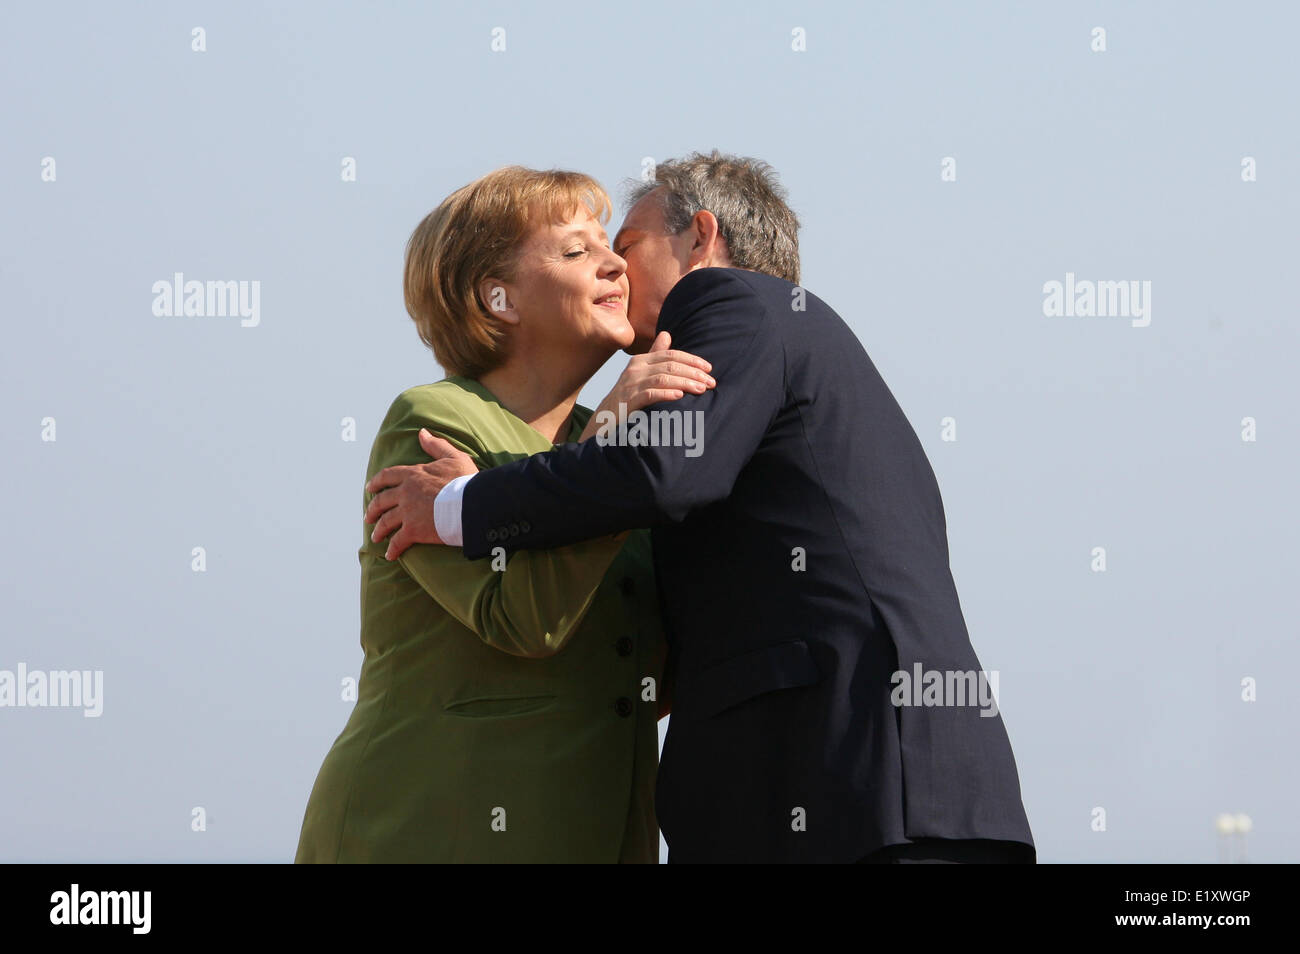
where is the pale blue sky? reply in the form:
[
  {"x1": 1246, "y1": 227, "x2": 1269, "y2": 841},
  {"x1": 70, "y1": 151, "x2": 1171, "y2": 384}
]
[{"x1": 1, "y1": 0, "x2": 1296, "y2": 862}]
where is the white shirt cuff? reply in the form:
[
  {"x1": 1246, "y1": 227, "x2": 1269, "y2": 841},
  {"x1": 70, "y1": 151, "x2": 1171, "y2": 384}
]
[{"x1": 434, "y1": 473, "x2": 473, "y2": 546}]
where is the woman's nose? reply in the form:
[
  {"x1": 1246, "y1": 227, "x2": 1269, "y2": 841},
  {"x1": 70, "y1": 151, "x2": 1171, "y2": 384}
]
[{"x1": 603, "y1": 248, "x2": 628, "y2": 274}]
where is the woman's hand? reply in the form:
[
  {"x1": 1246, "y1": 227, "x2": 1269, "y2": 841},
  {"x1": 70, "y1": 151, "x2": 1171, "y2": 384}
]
[{"x1": 579, "y1": 331, "x2": 716, "y2": 441}]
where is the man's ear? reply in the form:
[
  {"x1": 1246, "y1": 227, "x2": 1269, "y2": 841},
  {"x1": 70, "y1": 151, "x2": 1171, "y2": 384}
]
[
  {"x1": 476, "y1": 277, "x2": 520, "y2": 325},
  {"x1": 688, "y1": 210, "x2": 729, "y2": 269}
]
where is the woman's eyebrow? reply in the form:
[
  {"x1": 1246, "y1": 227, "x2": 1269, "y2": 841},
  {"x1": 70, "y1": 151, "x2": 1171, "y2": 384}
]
[{"x1": 557, "y1": 227, "x2": 610, "y2": 244}]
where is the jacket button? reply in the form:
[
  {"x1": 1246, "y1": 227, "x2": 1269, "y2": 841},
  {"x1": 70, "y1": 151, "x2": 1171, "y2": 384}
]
[
  {"x1": 620, "y1": 576, "x2": 634, "y2": 597},
  {"x1": 485, "y1": 529, "x2": 498, "y2": 542},
  {"x1": 520, "y1": 520, "x2": 532, "y2": 533},
  {"x1": 615, "y1": 636, "x2": 634, "y2": 657},
  {"x1": 508, "y1": 523, "x2": 520, "y2": 537},
  {"x1": 614, "y1": 697, "x2": 633, "y2": 718}
]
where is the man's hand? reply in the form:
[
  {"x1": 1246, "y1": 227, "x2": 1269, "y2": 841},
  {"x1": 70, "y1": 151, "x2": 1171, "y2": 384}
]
[{"x1": 364, "y1": 429, "x2": 478, "y2": 560}]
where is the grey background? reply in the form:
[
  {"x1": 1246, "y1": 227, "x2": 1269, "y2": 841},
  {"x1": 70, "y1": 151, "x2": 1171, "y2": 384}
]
[{"x1": 1, "y1": 0, "x2": 1295, "y2": 863}]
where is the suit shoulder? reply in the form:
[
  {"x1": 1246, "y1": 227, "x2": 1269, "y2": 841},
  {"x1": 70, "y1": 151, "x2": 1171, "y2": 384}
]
[
  {"x1": 718, "y1": 270, "x2": 846, "y2": 332},
  {"x1": 690, "y1": 266, "x2": 797, "y2": 293},
  {"x1": 660, "y1": 269, "x2": 768, "y2": 334},
  {"x1": 662, "y1": 266, "x2": 756, "y2": 308},
  {"x1": 725, "y1": 268, "x2": 801, "y2": 299},
  {"x1": 662, "y1": 267, "x2": 802, "y2": 320}
]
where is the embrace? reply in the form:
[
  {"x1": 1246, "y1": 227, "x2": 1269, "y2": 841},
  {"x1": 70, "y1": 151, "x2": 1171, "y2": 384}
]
[{"x1": 294, "y1": 151, "x2": 1035, "y2": 864}]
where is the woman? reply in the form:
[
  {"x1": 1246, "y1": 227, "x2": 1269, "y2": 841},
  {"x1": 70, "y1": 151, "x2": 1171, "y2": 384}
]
[{"x1": 294, "y1": 166, "x2": 715, "y2": 863}]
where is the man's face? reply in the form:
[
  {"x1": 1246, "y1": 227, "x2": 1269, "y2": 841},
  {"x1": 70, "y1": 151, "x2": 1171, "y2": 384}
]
[{"x1": 612, "y1": 190, "x2": 694, "y2": 353}]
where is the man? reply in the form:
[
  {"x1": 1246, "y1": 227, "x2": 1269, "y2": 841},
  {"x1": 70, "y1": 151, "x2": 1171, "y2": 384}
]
[{"x1": 367, "y1": 150, "x2": 1036, "y2": 863}]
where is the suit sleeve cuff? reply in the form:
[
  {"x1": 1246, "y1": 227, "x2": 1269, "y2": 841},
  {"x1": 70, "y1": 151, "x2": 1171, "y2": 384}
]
[{"x1": 434, "y1": 473, "x2": 473, "y2": 547}]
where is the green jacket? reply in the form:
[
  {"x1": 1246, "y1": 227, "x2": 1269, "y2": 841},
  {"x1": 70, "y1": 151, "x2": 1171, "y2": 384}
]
[{"x1": 295, "y1": 376, "x2": 667, "y2": 863}]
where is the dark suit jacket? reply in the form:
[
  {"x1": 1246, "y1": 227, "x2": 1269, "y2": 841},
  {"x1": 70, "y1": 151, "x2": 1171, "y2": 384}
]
[{"x1": 461, "y1": 267, "x2": 1035, "y2": 862}]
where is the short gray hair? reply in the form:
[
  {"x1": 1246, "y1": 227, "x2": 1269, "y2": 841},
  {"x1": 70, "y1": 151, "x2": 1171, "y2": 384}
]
[{"x1": 625, "y1": 150, "x2": 801, "y2": 284}]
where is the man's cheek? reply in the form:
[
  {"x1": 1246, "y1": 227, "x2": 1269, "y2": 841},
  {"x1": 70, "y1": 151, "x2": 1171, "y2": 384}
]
[{"x1": 632, "y1": 315, "x2": 658, "y2": 345}]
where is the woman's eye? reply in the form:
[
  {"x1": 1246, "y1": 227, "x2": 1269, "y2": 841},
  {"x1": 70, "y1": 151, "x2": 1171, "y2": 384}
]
[{"x1": 564, "y1": 248, "x2": 585, "y2": 258}]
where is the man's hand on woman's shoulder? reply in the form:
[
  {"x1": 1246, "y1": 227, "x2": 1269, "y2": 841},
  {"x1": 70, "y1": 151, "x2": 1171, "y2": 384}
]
[{"x1": 365, "y1": 430, "x2": 477, "y2": 560}]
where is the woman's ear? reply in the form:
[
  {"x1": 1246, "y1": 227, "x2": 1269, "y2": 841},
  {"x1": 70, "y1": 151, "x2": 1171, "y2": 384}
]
[{"x1": 477, "y1": 277, "x2": 520, "y2": 325}]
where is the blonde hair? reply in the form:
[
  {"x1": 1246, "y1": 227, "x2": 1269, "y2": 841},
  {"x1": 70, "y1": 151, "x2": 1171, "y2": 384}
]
[{"x1": 404, "y1": 166, "x2": 614, "y2": 377}]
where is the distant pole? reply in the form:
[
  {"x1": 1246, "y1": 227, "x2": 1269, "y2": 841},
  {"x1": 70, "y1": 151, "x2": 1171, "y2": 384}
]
[
  {"x1": 1215, "y1": 814, "x2": 1236, "y2": 863},
  {"x1": 1233, "y1": 814, "x2": 1252, "y2": 864}
]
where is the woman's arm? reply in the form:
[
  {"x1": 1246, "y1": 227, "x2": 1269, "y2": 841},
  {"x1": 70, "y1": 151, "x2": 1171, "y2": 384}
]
[{"x1": 366, "y1": 388, "x2": 627, "y2": 659}]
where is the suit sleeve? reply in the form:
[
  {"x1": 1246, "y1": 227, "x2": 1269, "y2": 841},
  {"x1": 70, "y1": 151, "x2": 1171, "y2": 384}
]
[
  {"x1": 366, "y1": 392, "x2": 629, "y2": 658},
  {"x1": 463, "y1": 269, "x2": 785, "y2": 559}
]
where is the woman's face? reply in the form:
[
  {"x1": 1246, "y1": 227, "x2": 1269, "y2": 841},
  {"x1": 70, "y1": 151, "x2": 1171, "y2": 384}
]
[{"x1": 491, "y1": 207, "x2": 634, "y2": 357}]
